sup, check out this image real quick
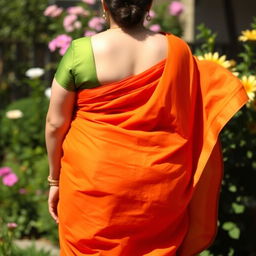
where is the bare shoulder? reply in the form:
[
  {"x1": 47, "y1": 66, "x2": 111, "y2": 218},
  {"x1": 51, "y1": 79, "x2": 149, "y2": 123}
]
[
  {"x1": 88, "y1": 30, "x2": 170, "y2": 83},
  {"x1": 90, "y1": 30, "x2": 116, "y2": 53},
  {"x1": 90, "y1": 30, "x2": 168, "y2": 54}
]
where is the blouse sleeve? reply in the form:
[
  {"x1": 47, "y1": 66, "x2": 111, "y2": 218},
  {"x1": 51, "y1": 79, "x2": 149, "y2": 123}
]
[{"x1": 54, "y1": 42, "x2": 76, "y2": 91}]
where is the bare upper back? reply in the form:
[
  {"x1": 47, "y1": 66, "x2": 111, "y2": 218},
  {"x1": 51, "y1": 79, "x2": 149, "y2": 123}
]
[{"x1": 90, "y1": 29, "x2": 168, "y2": 85}]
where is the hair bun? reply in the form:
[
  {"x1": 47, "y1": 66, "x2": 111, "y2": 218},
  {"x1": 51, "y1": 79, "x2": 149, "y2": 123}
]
[
  {"x1": 116, "y1": 4, "x2": 143, "y2": 27},
  {"x1": 105, "y1": 0, "x2": 152, "y2": 28}
]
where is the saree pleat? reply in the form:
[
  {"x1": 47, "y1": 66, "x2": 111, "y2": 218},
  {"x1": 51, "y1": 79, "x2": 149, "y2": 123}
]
[{"x1": 58, "y1": 34, "x2": 248, "y2": 256}]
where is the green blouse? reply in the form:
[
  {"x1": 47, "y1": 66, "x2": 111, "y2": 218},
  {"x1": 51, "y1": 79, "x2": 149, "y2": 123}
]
[{"x1": 54, "y1": 37, "x2": 100, "y2": 91}]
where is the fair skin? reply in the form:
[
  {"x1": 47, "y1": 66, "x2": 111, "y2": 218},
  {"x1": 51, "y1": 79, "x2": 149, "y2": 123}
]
[{"x1": 46, "y1": 0, "x2": 168, "y2": 223}]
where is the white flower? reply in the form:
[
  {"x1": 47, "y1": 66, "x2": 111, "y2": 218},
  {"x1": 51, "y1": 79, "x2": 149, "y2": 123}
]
[
  {"x1": 25, "y1": 68, "x2": 45, "y2": 79},
  {"x1": 45, "y1": 88, "x2": 51, "y2": 99},
  {"x1": 6, "y1": 110, "x2": 23, "y2": 119},
  {"x1": 74, "y1": 21, "x2": 82, "y2": 29}
]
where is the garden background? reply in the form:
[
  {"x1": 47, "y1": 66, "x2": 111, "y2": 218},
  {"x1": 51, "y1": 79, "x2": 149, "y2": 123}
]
[{"x1": 0, "y1": 0, "x2": 256, "y2": 255}]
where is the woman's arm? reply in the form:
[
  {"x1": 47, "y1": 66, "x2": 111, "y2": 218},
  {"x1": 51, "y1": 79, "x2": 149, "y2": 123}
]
[
  {"x1": 45, "y1": 79, "x2": 76, "y2": 223},
  {"x1": 45, "y1": 78, "x2": 76, "y2": 180}
]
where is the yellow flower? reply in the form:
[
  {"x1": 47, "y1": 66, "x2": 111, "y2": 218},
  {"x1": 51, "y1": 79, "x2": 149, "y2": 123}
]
[
  {"x1": 232, "y1": 71, "x2": 239, "y2": 77},
  {"x1": 197, "y1": 52, "x2": 233, "y2": 69},
  {"x1": 240, "y1": 75, "x2": 256, "y2": 101},
  {"x1": 239, "y1": 29, "x2": 256, "y2": 42}
]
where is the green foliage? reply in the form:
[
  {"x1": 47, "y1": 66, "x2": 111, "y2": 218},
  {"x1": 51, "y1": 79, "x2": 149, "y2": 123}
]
[
  {"x1": 151, "y1": 2, "x2": 183, "y2": 36},
  {"x1": 1, "y1": 96, "x2": 48, "y2": 155},
  {"x1": 250, "y1": 16, "x2": 256, "y2": 30},
  {"x1": 13, "y1": 244, "x2": 53, "y2": 256},
  {"x1": 0, "y1": 152, "x2": 55, "y2": 240},
  {"x1": 1, "y1": 239, "x2": 53, "y2": 256},
  {"x1": 0, "y1": 220, "x2": 52, "y2": 255},
  {"x1": 45, "y1": 2, "x2": 107, "y2": 41},
  {"x1": 236, "y1": 18, "x2": 256, "y2": 75},
  {"x1": 199, "y1": 251, "x2": 214, "y2": 256},
  {"x1": 222, "y1": 222, "x2": 240, "y2": 239},
  {"x1": 0, "y1": 219, "x2": 18, "y2": 256},
  {"x1": 195, "y1": 24, "x2": 217, "y2": 55},
  {"x1": 0, "y1": 75, "x2": 58, "y2": 245},
  {"x1": 0, "y1": 0, "x2": 50, "y2": 43}
]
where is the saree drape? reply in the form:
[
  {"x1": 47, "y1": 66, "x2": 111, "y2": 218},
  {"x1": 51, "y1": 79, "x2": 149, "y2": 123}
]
[{"x1": 58, "y1": 34, "x2": 248, "y2": 256}]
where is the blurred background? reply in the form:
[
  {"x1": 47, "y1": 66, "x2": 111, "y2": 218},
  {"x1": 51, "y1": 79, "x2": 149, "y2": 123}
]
[{"x1": 0, "y1": 0, "x2": 255, "y2": 255}]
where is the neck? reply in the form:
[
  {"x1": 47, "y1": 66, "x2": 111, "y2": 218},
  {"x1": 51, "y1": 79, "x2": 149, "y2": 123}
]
[
  {"x1": 107, "y1": 14, "x2": 145, "y2": 31},
  {"x1": 108, "y1": 23, "x2": 146, "y2": 32}
]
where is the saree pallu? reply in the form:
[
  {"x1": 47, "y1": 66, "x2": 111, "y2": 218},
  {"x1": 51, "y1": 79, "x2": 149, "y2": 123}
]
[{"x1": 58, "y1": 34, "x2": 248, "y2": 256}]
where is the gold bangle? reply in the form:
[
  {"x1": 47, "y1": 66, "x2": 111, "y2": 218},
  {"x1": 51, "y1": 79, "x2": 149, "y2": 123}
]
[{"x1": 48, "y1": 176, "x2": 59, "y2": 186}]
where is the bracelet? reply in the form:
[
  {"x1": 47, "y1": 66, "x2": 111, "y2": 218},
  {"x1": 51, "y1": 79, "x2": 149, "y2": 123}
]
[{"x1": 48, "y1": 176, "x2": 59, "y2": 186}]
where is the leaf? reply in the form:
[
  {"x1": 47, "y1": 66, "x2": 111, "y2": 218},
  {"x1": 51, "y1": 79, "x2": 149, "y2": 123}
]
[
  {"x1": 222, "y1": 222, "x2": 241, "y2": 240},
  {"x1": 228, "y1": 185, "x2": 237, "y2": 192},
  {"x1": 228, "y1": 248, "x2": 235, "y2": 256},
  {"x1": 200, "y1": 250, "x2": 213, "y2": 256},
  {"x1": 229, "y1": 227, "x2": 240, "y2": 239},
  {"x1": 232, "y1": 202, "x2": 245, "y2": 214},
  {"x1": 222, "y1": 221, "x2": 236, "y2": 231},
  {"x1": 246, "y1": 150, "x2": 253, "y2": 159}
]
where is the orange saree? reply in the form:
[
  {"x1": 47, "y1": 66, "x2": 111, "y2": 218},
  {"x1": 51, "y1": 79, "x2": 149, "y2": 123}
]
[{"x1": 58, "y1": 34, "x2": 248, "y2": 255}]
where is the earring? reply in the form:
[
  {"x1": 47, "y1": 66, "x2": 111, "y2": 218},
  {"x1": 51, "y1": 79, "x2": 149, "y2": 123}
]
[
  {"x1": 146, "y1": 12, "x2": 151, "y2": 21},
  {"x1": 102, "y1": 10, "x2": 107, "y2": 20}
]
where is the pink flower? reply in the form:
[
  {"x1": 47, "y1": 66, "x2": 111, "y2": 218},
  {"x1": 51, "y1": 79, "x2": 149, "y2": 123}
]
[
  {"x1": 149, "y1": 24, "x2": 161, "y2": 32},
  {"x1": 67, "y1": 6, "x2": 89, "y2": 16},
  {"x1": 19, "y1": 188, "x2": 27, "y2": 194},
  {"x1": 65, "y1": 25, "x2": 75, "y2": 33},
  {"x1": 149, "y1": 10, "x2": 156, "y2": 18},
  {"x1": 48, "y1": 34, "x2": 72, "y2": 55},
  {"x1": 44, "y1": 5, "x2": 63, "y2": 18},
  {"x1": 82, "y1": 0, "x2": 96, "y2": 5},
  {"x1": 59, "y1": 45, "x2": 70, "y2": 56},
  {"x1": 63, "y1": 14, "x2": 77, "y2": 30},
  {"x1": 84, "y1": 30, "x2": 96, "y2": 37},
  {"x1": 169, "y1": 1, "x2": 184, "y2": 16},
  {"x1": 7, "y1": 222, "x2": 18, "y2": 229},
  {"x1": 48, "y1": 40, "x2": 57, "y2": 52},
  {"x1": 88, "y1": 17, "x2": 105, "y2": 31},
  {"x1": 2, "y1": 173, "x2": 18, "y2": 186},
  {"x1": 44, "y1": 5, "x2": 58, "y2": 16},
  {"x1": 0, "y1": 167, "x2": 12, "y2": 177},
  {"x1": 51, "y1": 8, "x2": 63, "y2": 18}
]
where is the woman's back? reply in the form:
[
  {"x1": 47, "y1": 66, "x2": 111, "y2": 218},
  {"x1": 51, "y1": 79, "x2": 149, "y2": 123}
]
[{"x1": 91, "y1": 29, "x2": 168, "y2": 85}]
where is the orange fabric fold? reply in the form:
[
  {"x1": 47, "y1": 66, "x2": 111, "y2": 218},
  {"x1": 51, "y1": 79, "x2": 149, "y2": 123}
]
[{"x1": 58, "y1": 34, "x2": 248, "y2": 256}]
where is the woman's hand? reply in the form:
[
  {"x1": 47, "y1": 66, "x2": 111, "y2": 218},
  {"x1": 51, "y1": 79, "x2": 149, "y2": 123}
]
[{"x1": 48, "y1": 186, "x2": 59, "y2": 224}]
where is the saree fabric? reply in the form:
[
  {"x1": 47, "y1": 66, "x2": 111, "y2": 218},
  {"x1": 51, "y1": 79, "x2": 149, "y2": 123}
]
[{"x1": 57, "y1": 33, "x2": 248, "y2": 256}]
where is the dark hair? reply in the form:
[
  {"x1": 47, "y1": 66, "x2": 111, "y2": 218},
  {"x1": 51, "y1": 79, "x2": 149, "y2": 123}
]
[{"x1": 104, "y1": 0, "x2": 152, "y2": 28}]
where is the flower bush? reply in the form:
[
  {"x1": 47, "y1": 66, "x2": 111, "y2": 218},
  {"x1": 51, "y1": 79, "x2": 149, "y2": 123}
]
[
  {"x1": 0, "y1": 66, "x2": 58, "y2": 249},
  {"x1": 44, "y1": 0, "x2": 184, "y2": 55},
  {"x1": 195, "y1": 19, "x2": 256, "y2": 256},
  {"x1": 0, "y1": 218, "x2": 52, "y2": 256},
  {"x1": 196, "y1": 22, "x2": 256, "y2": 106},
  {"x1": 0, "y1": 218, "x2": 19, "y2": 255}
]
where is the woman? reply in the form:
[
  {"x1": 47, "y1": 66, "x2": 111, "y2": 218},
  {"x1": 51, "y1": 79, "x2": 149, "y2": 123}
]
[{"x1": 45, "y1": 0, "x2": 248, "y2": 255}]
